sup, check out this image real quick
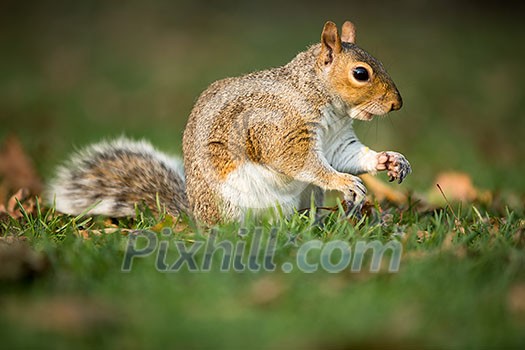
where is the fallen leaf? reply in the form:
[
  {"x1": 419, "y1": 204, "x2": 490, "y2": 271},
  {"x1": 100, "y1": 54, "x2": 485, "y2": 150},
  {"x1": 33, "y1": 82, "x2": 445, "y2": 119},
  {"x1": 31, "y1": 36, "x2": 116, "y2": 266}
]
[
  {"x1": 441, "y1": 232, "x2": 466, "y2": 258},
  {"x1": 0, "y1": 135, "x2": 43, "y2": 203},
  {"x1": 0, "y1": 188, "x2": 40, "y2": 220},
  {"x1": 416, "y1": 230, "x2": 431, "y2": 243},
  {"x1": 150, "y1": 214, "x2": 176, "y2": 233},
  {"x1": 513, "y1": 223, "x2": 524, "y2": 247},
  {"x1": 428, "y1": 171, "x2": 478, "y2": 204},
  {"x1": 150, "y1": 213, "x2": 190, "y2": 235},
  {"x1": 5, "y1": 296, "x2": 119, "y2": 336},
  {"x1": 0, "y1": 235, "x2": 49, "y2": 282},
  {"x1": 360, "y1": 174, "x2": 408, "y2": 205},
  {"x1": 78, "y1": 228, "x2": 133, "y2": 240},
  {"x1": 249, "y1": 276, "x2": 286, "y2": 307},
  {"x1": 508, "y1": 283, "x2": 525, "y2": 315},
  {"x1": 403, "y1": 250, "x2": 435, "y2": 260}
]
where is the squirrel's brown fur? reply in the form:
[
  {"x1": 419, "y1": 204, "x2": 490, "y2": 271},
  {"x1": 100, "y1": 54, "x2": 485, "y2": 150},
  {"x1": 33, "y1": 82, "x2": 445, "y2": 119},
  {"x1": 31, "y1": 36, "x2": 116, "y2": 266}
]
[
  {"x1": 48, "y1": 21, "x2": 411, "y2": 225},
  {"x1": 183, "y1": 21, "x2": 405, "y2": 223}
]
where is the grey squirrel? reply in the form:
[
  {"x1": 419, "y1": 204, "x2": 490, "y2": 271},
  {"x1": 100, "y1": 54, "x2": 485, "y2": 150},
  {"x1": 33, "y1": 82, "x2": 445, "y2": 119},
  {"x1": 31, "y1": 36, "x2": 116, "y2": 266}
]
[{"x1": 47, "y1": 21, "x2": 411, "y2": 225}]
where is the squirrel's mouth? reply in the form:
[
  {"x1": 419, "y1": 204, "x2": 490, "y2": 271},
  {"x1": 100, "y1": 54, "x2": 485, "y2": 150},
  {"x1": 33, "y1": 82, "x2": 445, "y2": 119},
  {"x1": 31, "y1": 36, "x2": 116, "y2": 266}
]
[
  {"x1": 350, "y1": 110, "x2": 374, "y2": 121},
  {"x1": 349, "y1": 102, "x2": 389, "y2": 121}
]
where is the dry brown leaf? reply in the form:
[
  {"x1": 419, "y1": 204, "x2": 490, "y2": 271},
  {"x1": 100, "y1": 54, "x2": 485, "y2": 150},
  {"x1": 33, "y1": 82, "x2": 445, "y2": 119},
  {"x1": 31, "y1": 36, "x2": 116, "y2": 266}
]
[
  {"x1": 0, "y1": 188, "x2": 40, "y2": 219},
  {"x1": 5, "y1": 296, "x2": 118, "y2": 335},
  {"x1": 0, "y1": 135, "x2": 43, "y2": 203},
  {"x1": 440, "y1": 232, "x2": 466, "y2": 258},
  {"x1": 441, "y1": 232, "x2": 455, "y2": 249},
  {"x1": 173, "y1": 220, "x2": 190, "y2": 233},
  {"x1": 103, "y1": 218, "x2": 119, "y2": 228},
  {"x1": 403, "y1": 250, "x2": 435, "y2": 260},
  {"x1": 150, "y1": 214, "x2": 177, "y2": 233},
  {"x1": 249, "y1": 276, "x2": 286, "y2": 307},
  {"x1": 427, "y1": 171, "x2": 492, "y2": 206},
  {"x1": 79, "y1": 227, "x2": 133, "y2": 240},
  {"x1": 150, "y1": 214, "x2": 191, "y2": 236},
  {"x1": 513, "y1": 222, "x2": 524, "y2": 247},
  {"x1": 0, "y1": 235, "x2": 49, "y2": 282},
  {"x1": 507, "y1": 283, "x2": 525, "y2": 315},
  {"x1": 416, "y1": 230, "x2": 431, "y2": 243},
  {"x1": 360, "y1": 174, "x2": 408, "y2": 205}
]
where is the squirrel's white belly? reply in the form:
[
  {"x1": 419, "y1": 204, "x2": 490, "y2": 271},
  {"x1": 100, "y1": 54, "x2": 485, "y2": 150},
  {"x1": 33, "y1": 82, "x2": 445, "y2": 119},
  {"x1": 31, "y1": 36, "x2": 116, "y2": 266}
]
[{"x1": 219, "y1": 162, "x2": 308, "y2": 218}]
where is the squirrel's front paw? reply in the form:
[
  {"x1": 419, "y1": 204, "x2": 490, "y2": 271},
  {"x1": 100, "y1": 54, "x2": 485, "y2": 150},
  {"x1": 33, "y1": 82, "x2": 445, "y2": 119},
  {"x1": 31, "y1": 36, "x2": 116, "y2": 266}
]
[
  {"x1": 342, "y1": 175, "x2": 366, "y2": 217},
  {"x1": 376, "y1": 151, "x2": 411, "y2": 184}
]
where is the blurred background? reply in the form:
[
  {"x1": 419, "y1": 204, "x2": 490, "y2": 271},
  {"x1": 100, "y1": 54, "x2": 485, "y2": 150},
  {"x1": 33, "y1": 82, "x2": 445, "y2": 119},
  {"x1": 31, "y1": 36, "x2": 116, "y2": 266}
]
[{"x1": 1, "y1": 0, "x2": 524, "y2": 193}]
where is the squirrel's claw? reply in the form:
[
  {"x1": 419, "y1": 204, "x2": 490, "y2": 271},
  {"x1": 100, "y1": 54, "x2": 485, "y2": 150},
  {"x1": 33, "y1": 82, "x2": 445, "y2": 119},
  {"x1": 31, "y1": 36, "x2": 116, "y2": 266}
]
[
  {"x1": 342, "y1": 175, "x2": 366, "y2": 218},
  {"x1": 343, "y1": 199, "x2": 363, "y2": 220},
  {"x1": 377, "y1": 151, "x2": 411, "y2": 184},
  {"x1": 396, "y1": 157, "x2": 412, "y2": 183}
]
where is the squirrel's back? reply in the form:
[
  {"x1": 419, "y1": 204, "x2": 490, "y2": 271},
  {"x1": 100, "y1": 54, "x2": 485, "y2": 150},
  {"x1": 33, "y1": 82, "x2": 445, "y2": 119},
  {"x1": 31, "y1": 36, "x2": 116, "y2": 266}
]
[
  {"x1": 181, "y1": 44, "x2": 333, "y2": 223},
  {"x1": 47, "y1": 138, "x2": 188, "y2": 217}
]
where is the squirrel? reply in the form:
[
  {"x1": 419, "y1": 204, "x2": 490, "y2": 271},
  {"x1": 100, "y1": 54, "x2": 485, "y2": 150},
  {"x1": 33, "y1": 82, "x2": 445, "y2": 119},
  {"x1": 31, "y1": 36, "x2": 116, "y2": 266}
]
[{"x1": 47, "y1": 20, "x2": 411, "y2": 225}]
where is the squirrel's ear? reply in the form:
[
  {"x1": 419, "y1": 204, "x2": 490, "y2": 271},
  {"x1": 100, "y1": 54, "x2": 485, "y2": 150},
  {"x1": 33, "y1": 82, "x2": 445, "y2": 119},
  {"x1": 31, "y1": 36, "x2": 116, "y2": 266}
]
[
  {"x1": 341, "y1": 21, "x2": 356, "y2": 43},
  {"x1": 320, "y1": 21, "x2": 342, "y2": 65}
]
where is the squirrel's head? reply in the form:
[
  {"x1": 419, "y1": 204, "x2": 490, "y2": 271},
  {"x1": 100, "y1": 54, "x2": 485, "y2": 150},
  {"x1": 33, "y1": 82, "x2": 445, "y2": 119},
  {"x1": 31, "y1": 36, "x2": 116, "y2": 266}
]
[{"x1": 317, "y1": 21, "x2": 402, "y2": 120}]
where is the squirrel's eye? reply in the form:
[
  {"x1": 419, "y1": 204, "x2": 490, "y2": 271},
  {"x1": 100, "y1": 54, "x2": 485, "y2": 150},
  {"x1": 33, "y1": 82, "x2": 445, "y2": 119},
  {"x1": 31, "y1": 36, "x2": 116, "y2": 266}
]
[{"x1": 352, "y1": 66, "x2": 370, "y2": 82}]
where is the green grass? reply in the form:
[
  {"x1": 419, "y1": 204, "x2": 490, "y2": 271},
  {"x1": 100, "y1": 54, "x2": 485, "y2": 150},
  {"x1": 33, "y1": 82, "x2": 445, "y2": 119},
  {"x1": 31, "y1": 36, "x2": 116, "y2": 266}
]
[{"x1": 1, "y1": 201, "x2": 524, "y2": 349}]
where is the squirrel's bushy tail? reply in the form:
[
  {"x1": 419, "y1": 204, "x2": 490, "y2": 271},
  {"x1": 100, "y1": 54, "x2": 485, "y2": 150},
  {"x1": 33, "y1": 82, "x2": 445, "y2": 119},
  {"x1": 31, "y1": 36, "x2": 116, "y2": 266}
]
[{"x1": 47, "y1": 137, "x2": 188, "y2": 217}]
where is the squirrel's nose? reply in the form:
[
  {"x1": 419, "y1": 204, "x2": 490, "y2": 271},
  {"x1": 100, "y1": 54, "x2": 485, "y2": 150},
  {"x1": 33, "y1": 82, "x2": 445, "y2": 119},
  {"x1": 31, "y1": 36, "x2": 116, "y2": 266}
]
[{"x1": 389, "y1": 93, "x2": 403, "y2": 112}]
